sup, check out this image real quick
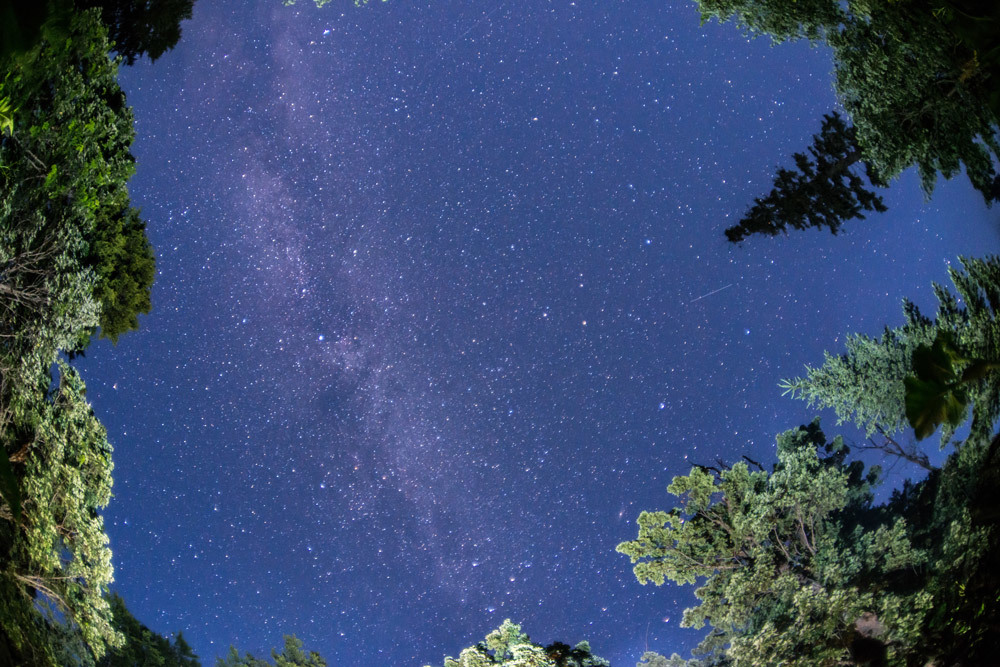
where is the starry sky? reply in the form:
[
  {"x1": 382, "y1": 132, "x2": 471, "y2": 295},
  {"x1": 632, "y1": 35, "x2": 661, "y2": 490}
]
[{"x1": 74, "y1": 1, "x2": 999, "y2": 665}]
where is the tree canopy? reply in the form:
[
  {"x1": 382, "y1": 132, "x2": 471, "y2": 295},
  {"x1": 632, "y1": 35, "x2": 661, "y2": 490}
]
[
  {"x1": 0, "y1": 9, "x2": 159, "y2": 664},
  {"x1": 217, "y1": 635, "x2": 326, "y2": 667},
  {"x1": 423, "y1": 619, "x2": 610, "y2": 667},
  {"x1": 76, "y1": 0, "x2": 196, "y2": 65},
  {"x1": 0, "y1": 8, "x2": 155, "y2": 347},
  {"x1": 707, "y1": 0, "x2": 1000, "y2": 241},
  {"x1": 620, "y1": 417, "x2": 1000, "y2": 665},
  {"x1": 782, "y1": 255, "x2": 1000, "y2": 445},
  {"x1": 1, "y1": 362, "x2": 120, "y2": 663}
]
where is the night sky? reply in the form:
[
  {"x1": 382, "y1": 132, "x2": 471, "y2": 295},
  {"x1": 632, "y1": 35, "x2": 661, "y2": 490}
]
[{"x1": 74, "y1": 1, "x2": 999, "y2": 665}]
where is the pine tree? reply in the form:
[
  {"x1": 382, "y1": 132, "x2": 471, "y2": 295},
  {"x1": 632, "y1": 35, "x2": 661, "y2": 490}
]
[
  {"x1": 702, "y1": 0, "x2": 1000, "y2": 241},
  {"x1": 725, "y1": 113, "x2": 887, "y2": 242},
  {"x1": 782, "y1": 256, "x2": 1000, "y2": 444}
]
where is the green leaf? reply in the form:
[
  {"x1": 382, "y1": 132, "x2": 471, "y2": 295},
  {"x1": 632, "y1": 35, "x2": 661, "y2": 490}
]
[
  {"x1": 44, "y1": 163, "x2": 58, "y2": 190},
  {"x1": 911, "y1": 331, "x2": 964, "y2": 384},
  {"x1": 903, "y1": 376, "x2": 968, "y2": 440},
  {"x1": 0, "y1": 95, "x2": 13, "y2": 135},
  {"x1": 0, "y1": 449, "x2": 21, "y2": 523}
]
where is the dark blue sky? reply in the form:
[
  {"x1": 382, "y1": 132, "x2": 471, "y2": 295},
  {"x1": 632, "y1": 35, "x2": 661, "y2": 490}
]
[{"x1": 76, "y1": 1, "x2": 998, "y2": 665}]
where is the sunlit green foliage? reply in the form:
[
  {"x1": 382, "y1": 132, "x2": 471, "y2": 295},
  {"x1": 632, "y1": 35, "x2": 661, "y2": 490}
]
[
  {"x1": 423, "y1": 620, "x2": 609, "y2": 667},
  {"x1": 0, "y1": 8, "x2": 154, "y2": 347},
  {"x1": 0, "y1": 8, "x2": 160, "y2": 663},
  {"x1": 623, "y1": 256, "x2": 1000, "y2": 664},
  {"x1": 1, "y1": 362, "x2": 120, "y2": 662},
  {"x1": 618, "y1": 421, "x2": 927, "y2": 666},
  {"x1": 636, "y1": 651, "x2": 714, "y2": 667},
  {"x1": 90, "y1": 205, "x2": 155, "y2": 343}
]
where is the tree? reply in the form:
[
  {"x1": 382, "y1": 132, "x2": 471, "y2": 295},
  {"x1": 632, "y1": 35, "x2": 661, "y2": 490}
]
[
  {"x1": 702, "y1": 0, "x2": 1000, "y2": 240},
  {"x1": 75, "y1": 0, "x2": 196, "y2": 65},
  {"x1": 89, "y1": 205, "x2": 155, "y2": 344},
  {"x1": 424, "y1": 619, "x2": 610, "y2": 667},
  {"x1": 0, "y1": 8, "x2": 155, "y2": 346},
  {"x1": 781, "y1": 255, "x2": 1000, "y2": 444},
  {"x1": 47, "y1": 592, "x2": 201, "y2": 667},
  {"x1": 621, "y1": 273, "x2": 1000, "y2": 665},
  {"x1": 724, "y1": 113, "x2": 887, "y2": 242},
  {"x1": 618, "y1": 421, "x2": 924, "y2": 666},
  {"x1": 96, "y1": 593, "x2": 201, "y2": 667},
  {"x1": 1, "y1": 361, "x2": 121, "y2": 661},
  {"x1": 636, "y1": 651, "x2": 709, "y2": 667},
  {"x1": 218, "y1": 636, "x2": 325, "y2": 667}
]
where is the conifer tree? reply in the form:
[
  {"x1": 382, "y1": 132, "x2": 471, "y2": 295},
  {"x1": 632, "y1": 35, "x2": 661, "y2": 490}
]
[
  {"x1": 725, "y1": 113, "x2": 886, "y2": 242},
  {"x1": 704, "y1": 0, "x2": 1000, "y2": 240},
  {"x1": 782, "y1": 255, "x2": 1000, "y2": 444}
]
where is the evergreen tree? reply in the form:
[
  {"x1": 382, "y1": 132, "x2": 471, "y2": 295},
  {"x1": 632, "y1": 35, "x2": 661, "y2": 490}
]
[
  {"x1": 620, "y1": 418, "x2": 1000, "y2": 665},
  {"x1": 96, "y1": 593, "x2": 202, "y2": 666},
  {"x1": 618, "y1": 421, "x2": 923, "y2": 666},
  {"x1": 218, "y1": 636, "x2": 325, "y2": 667},
  {"x1": 782, "y1": 255, "x2": 1000, "y2": 444},
  {"x1": 725, "y1": 113, "x2": 887, "y2": 242},
  {"x1": 75, "y1": 0, "x2": 196, "y2": 65},
  {"x1": 702, "y1": 0, "x2": 1000, "y2": 240}
]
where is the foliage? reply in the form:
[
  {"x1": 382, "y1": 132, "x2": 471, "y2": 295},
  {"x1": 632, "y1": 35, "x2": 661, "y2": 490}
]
[
  {"x1": 618, "y1": 421, "x2": 927, "y2": 666},
  {"x1": 636, "y1": 651, "x2": 709, "y2": 667},
  {"x1": 725, "y1": 113, "x2": 886, "y2": 242},
  {"x1": 782, "y1": 255, "x2": 1000, "y2": 444},
  {"x1": 217, "y1": 635, "x2": 326, "y2": 667},
  {"x1": 931, "y1": 0, "x2": 1000, "y2": 118},
  {"x1": 702, "y1": 0, "x2": 1000, "y2": 240},
  {"x1": 89, "y1": 205, "x2": 155, "y2": 344},
  {"x1": 831, "y1": 3, "x2": 998, "y2": 200},
  {"x1": 902, "y1": 330, "x2": 1000, "y2": 440},
  {"x1": 0, "y1": 1, "x2": 74, "y2": 67},
  {"x1": 95, "y1": 593, "x2": 200, "y2": 667},
  {"x1": 623, "y1": 258, "x2": 1000, "y2": 663},
  {"x1": 1, "y1": 361, "x2": 120, "y2": 661},
  {"x1": 0, "y1": 8, "x2": 154, "y2": 346},
  {"x1": 0, "y1": 9, "x2": 159, "y2": 662},
  {"x1": 424, "y1": 620, "x2": 609, "y2": 667},
  {"x1": 0, "y1": 435, "x2": 18, "y2": 523},
  {"x1": 76, "y1": 0, "x2": 196, "y2": 65}
]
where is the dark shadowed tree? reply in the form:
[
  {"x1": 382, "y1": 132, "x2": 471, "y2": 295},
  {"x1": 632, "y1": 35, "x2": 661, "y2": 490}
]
[
  {"x1": 725, "y1": 113, "x2": 887, "y2": 242},
  {"x1": 97, "y1": 593, "x2": 200, "y2": 666},
  {"x1": 218, "y1": 635, "x2": 325, "y2": 667},
  {"x1": 76, "y1": 0, "x2": 195, "y2": 64},
  {"x1": 700, "y1": 0, "x2": 1000, "y2": 240}
]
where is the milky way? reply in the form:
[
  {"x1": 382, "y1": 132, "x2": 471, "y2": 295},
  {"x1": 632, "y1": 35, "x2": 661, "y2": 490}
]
[{"x1": 75, "y1": 2, "x2": 999, "y2": 665}]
